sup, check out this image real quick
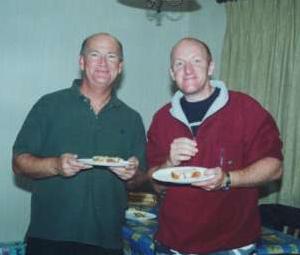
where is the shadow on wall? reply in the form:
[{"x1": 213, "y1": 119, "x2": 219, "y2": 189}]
[{"x1": 13, "y1": 175, "x2": 32, "y2": 193}]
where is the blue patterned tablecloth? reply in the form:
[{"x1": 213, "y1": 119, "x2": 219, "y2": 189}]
[
  {"x1": 122, "y1": 208, "x2": 300, "y2": 255},
  {"x1": 258, "y1": 227, "x2": 300, "y2": 254},
  {"x1": 1, "y1": 219, "x2": 299, "y2": 255},
  {"x1": 0, "y1": 242, "x2": 25, "y2": 255}
]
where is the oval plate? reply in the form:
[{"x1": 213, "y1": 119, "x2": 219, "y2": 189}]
[
  {"x1": 152, "y1": 166, "x2": 214, "y2": 184},
  {"x1": 125, "y1": 208, "x2": 156, "y2": 222},
  {"x1": 78, "y1": 158, "x2": 129, "y2": 167}
]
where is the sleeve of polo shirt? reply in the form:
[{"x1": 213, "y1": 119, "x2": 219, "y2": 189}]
[
  {"x1": 131, "y1": 114, "x2": 147, "y2": 171},
  {"x1": 242, "y1": 98, "x2": 283, "y2": 166},
  {"x1": 13, "y1": 97, "x2": 47, "y2": 156}
]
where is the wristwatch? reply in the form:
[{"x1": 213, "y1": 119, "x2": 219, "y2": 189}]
[{"x1": 222, "y1": 172, "x2": 231, "y2": 191}]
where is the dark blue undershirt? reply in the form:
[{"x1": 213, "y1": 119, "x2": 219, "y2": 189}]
[{"x1": 180, "y1": 87, "x2": 220, "y2": 136}]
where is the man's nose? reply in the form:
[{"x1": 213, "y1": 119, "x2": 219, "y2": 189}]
[
  {"x1": 97, "y1": 55, "x2": 108, "y2": 66},
  {"x1": 184, "y1": 62, "x2": 193, "y2": 74}
]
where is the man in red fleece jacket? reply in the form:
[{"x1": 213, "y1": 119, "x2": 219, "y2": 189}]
[{"x1": 147, "y1": 37, "x2": 283, "y2": 255}]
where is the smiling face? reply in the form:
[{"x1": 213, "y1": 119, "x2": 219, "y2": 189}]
[
  {"x1": 170, "y1": 39, "x2": 215, "y2": 101},
  {"x1": 79, "y1": 34, "x2": 123, "y2": 90}
]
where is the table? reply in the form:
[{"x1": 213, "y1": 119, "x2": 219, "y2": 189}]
[
  {"x1": 1, "y1": 216, "x2": 299, "y2": 255},
  {"x1": 122, "y1": 209, "x2": 300, "y2": 255},
  {"x1": 0, "y1": 242, "x2": 25, "y2": 255},
  {"x1": 257, "y1": 228, "x2": 300, "y2": 254}
]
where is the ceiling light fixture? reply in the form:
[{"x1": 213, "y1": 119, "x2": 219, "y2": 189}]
[
  {"x1": 118, "y1": 0, "x2": 200, "y2": 25},
  {"x1": 146, "y1": 0, "x2": 183, "y2": 13}
]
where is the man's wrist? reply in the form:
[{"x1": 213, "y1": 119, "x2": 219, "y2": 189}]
[
  {"x1": 222, "y1": 171, "x2": 231, "y2": 191},
  {"x1": 52, "y1": 157, "x2": 63, "y2": 176}
]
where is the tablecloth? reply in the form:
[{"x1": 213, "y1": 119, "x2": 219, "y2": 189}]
[
  {"x1": 122, "y1": 208, "x2": 300, "y2": 255},
  {"x1": 0, "y1": 242, "x2": 25, "y2": 255}
]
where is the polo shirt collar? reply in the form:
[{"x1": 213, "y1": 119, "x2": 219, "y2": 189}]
[{"x1": 70, "y1": 79, "x2": 122, "y2": 108}]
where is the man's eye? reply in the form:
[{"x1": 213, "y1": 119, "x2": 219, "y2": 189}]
[
  {"x1": 107, "y1": 54, "x2": 118, "y2": 61},
  {"x1": 89, "y1": 52, "x2": 100, "y2": 58},
  {"x1": 192, "y1": 58, "x2": 205, "y2": 66},
  {"x1": 174, "y1": 61, "x2": 184, "y2": 69}
]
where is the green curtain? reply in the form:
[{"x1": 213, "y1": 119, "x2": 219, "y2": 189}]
[{"x1": 220, "y1": 0, "x2": 300, "y2": 207}]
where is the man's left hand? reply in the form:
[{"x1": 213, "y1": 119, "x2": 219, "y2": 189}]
[
  {"x1": 109, "y1": 156, "x2": 139, "y2": 180},
  {"x1": 191, "y1": 167, "x2": 226, "y2": 191}
]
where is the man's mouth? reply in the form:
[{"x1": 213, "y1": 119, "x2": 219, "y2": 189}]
[
  {"x1": 183, "y1": 76, "x2": 196, "y2": 80},
  {"x1": 95, "y1": 69, "x2": 109, "y2": 75}
]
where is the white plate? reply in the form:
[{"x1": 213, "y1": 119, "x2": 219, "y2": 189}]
[
  {"x1": 152, "y1": 166, "x2": 214, "y2": 184},
  {"x1": 125, "y1": 208, "x2": 156, "y2": 222},
  {"x1": 78, "y1": 158, "x2": 129, "y2": 167}
]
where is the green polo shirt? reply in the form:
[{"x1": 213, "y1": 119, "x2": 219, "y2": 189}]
[{"x1": 13, "y1": 80, "x2": 146, "y2": 249}]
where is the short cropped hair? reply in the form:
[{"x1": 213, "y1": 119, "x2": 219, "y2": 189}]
[{"x1": 80, "y1": 32, "x2": 123, "y2": 61}]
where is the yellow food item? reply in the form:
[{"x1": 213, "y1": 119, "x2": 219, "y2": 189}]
[
  {"x1": 171, "y1": 170, "x2": 201, "y2": 179},
  {"x1": 191, "y1": 171, "x2": 201, "y2": 178},
  {"x1": 171, "y1": 170, "x2": 181, "y2": 179},
  {"x1": 92, "y1": 156, "x2": 123, "y2": 163}
]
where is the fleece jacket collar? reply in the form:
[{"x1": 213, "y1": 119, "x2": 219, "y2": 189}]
[{"x1": 169, "y1": 80, "x2": 229, "y2": 131}]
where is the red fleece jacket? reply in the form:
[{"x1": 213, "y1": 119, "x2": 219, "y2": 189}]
[{"x1": 147, "y1": 91, "x2": 283, "y2": 254}]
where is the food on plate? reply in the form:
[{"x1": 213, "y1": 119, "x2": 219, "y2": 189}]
[
  {"x1": 133, "y1": 211, "x2": 146, "y2": 218},
  {"x1": 128, "y1": 192, "x2": 158, "y2": 207},
  {"x1": 171, "y1": 170, "x2": 183, "y2": 179},
  {"x1": 171, "y1": 169, "x2": 202, "y2": 180},
  {"x1": 92, "y1": 155, "x2": 124, "y2": 164},
  {"x1": 191, "y1": 171, "x2": 201, "y2": 178},
  {"x1": 125, "y1": 208, "x2": 156, "y2": 221}
]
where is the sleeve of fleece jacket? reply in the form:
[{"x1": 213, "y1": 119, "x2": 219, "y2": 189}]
[
  {"x1": 147, "y1": 109, "x2": 171, "y2": 169},
  {"x1": 240, "y1": 93, "x2": 283, "y2": 165}
]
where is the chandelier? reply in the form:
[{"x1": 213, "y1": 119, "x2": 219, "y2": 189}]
[
  {"x1": 118, "y1": 0, "x2": 200, "y2": 25},
  {"x1": 145, "y1": 0, "x2": 183, "y2": 13}
]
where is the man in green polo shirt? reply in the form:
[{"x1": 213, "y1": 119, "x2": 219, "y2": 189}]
[{"x1": 12, "y1": 33, "x2": 147, "y2": 255}]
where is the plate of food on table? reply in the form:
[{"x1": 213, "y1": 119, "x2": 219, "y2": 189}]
[{"x1": 125, "y1": 208, "x2": 156, "y2": 222}]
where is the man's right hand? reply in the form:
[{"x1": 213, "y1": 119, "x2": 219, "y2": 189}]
[
  {"x1": 56, "y1": 153, "x2": 92, "y2": 177},
  {"x1": 167, "y1": 137, "x2": 198, "y2": 166},
  {"x1": 148, "y1": 138, "x2": 198, "y2": 198}
]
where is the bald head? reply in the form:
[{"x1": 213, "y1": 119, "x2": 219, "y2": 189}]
[
  {"x1": 80, "y1": 33, "x2": 123, "y2": 61},
  {"x1": 170, "y1": 37, "x2": 212, "y2": 66}
]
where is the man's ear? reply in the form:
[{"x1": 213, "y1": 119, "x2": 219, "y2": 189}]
[
  {"x1": 118, "y1": 61, "x2": 124, "y2": 74},
  {"x1": 208, "y1": 61, "x2": 215, "y2": 76},
  {"x1": 79, "y1": 56, "x2": 84, "y2": 71},
  {"x1": 170, "y1": 68, "x2": 175, "y2": 81}
]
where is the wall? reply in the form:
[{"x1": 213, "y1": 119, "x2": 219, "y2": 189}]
[{"x1": 0, "y1": 0, "x2": 226, "y2": 242}]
